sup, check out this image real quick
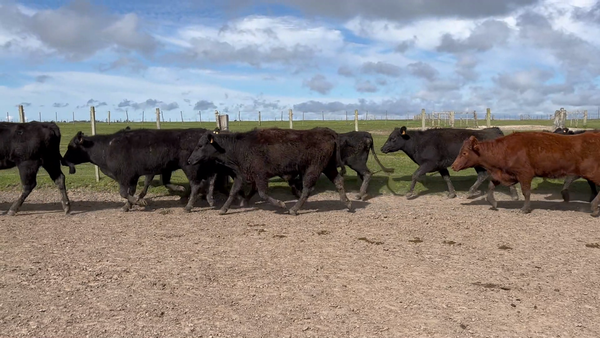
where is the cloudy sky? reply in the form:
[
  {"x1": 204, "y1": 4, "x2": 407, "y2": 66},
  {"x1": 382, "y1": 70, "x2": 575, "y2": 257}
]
[{"x1": 1, "y1": 0, "x2": 600, "y2": 122}]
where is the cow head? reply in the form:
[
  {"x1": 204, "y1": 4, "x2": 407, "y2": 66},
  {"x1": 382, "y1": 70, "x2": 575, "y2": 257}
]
[
  {"x1": 451, "y1": 136, "x2": 480, "y2": 172},
  {"x1": 187, "y1": 132, "x2": 224, "y2": 165},
  {"x1": 62, "y1": 131, "x2": 92, "y2": 172},
  {"x1": 553, "y1": 127, "x2": 573, "y2": 135},
  {"x1": 381, "y1": 126, "x2": 410, "y2": 153}
]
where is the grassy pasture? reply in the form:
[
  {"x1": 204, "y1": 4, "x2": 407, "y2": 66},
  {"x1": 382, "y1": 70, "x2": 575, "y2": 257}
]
[{"x1": 1, "y1": 119, "x2": 598, "y2": 200}]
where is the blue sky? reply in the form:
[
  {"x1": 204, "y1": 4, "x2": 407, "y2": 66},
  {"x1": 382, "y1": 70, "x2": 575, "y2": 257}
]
[{"x1": 1, "y1": 0, "x2": 600, "y2": 122}]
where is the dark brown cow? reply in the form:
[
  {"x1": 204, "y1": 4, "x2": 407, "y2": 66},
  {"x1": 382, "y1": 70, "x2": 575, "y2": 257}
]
[
  {"x1": 451, "y1": 131, "x2": 600, "y2": 216},
  {"x1": 187, "y1": 127, "x2": 352, "y2": 215}
]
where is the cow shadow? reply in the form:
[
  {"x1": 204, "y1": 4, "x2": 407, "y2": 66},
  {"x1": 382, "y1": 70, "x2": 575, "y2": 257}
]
[
  {"x1": 211, "y1": 185, "x2": 369, "y2": 215},
  {"x1": 534, "y1": 178, "x2": 596, "y2": 202},
  {"x1": 460, "y1": 197, "x2": 592, "y2": 214},
  {"x1": 0, "y1": 200, "x2": 126, "y2": 216},
  {"x1": 389, "y1": 174, "x2": 516, "y2": 199}
]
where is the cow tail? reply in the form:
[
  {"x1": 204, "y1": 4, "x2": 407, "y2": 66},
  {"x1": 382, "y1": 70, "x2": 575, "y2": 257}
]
[
  {"x1": 369, "y1": 137, "x2": 394, "y2": 173},
  {"x1": 335, "y1": 136, "x2": 346, "y2": 176}
]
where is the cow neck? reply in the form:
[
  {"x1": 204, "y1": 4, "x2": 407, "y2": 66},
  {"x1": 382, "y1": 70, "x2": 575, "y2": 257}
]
[
  {"x1": 84, "y1": 134, "x2": 114, "y2": 167},
  {"x1": 401, "y1": 132, "x2": 419, "y2": 162},
  {"x1": 472, "y1": 139, "x2": 501, "y2": 169}
]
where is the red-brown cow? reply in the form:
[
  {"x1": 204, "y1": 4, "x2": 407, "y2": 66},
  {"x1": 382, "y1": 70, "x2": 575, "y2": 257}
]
[{"x1": 451, "y1": 131, "x2": 600, "y2": 216}]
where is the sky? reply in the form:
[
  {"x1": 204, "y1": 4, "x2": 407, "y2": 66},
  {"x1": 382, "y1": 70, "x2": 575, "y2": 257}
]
[{"x1": 1, "y1": 0, "x2": 600, "y2": 122}]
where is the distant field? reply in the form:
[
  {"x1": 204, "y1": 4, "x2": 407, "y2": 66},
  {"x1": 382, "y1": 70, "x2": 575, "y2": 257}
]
[{"x1": 1, "y1": 119, "x2": 597, "y2": 199}]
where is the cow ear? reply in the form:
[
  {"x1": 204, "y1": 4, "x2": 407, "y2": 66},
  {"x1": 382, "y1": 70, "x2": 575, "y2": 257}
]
[
  {"x1": 75, "y1": 131, "x2": 84, "y2": 145},
  {"x1": 400, "y1": 126, "x2": 409, "y2": 139},
  {"x1": 468, "y1": 136, "x2": 480, "y2": 152}
]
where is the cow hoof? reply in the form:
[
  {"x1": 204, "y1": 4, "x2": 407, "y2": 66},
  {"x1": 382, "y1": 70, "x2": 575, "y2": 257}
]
[
  {"x1": 346, "y1": 202, "x2": 354, "y2": 212},
  {"x1": 591, "y1": 210, "x2": 599, "y2": 217},
  {"x1": 447, "y1": 193, "x2": 457, "y2": 199},
  {"x1": 561, "y1": 190, "x2": 570, "y2": 203},
  {"x1": 136, "y1": 198, "x2": 148, "y2": 207},
  {"x1": 405, "y1": 193, "x2": 416, "y2": 200},
  {"x1": 63, "y1": 206, "x2": 71, "y2": 215},
  {"x1": 6, "y1": 210, "x2": 16, "y2": 216},
  {"x1": 360, "y1": 195, "x2": 369, "y2": 201},
  {"x1": 520, "y1": 208, "x2": 532, "y2": 214},
  {"x1": 278, "y1": 201, "x2": 287, "y2": 209},
  {"x1": 218, "y1": 209, "x2": 228, "y2": 215},
  {"x1": 121, "y1": 206, "x2": 130, "y2": 212},
  {"x1": 173, "y1": 186, "x2": 186, "y2": 192},
  {"x1": 207, "y1": 198, "x2": 215, "y2": 207},
  {"x1": 183, "y1": 206, "x2": 192, "y2": 213},
  {"x1": 289, "y1": 209, "x2": 298, "y2": 216},
  {"x1": 489, "y1": 207, "x2": 498, "y2": 211}
]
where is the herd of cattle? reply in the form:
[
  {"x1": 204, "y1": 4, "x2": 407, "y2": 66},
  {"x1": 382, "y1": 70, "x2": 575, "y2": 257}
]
[{"x1": 1, "y1": 121, "x2": 600, "y2": 217}]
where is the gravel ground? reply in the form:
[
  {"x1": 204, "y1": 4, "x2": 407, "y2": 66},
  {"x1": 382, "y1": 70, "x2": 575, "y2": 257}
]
[{"x1": 1, "y1": 187, "x2": 600, "y2": 338}]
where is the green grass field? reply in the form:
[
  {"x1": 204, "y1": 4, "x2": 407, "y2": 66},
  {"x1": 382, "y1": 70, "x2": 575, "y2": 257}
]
[{"x1": 1, "y1": 119, "x2": 598, "y2": 199}]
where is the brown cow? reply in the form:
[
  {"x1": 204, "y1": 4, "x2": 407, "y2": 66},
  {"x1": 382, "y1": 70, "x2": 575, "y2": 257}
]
[{"x1": 451, "y1": 131, "x2": 600, "y2": 216}]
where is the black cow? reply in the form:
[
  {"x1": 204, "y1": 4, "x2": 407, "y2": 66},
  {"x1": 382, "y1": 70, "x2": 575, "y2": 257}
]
[
  {"x1": 187, "y1": 127, "x2": 353, "y2": 215},
  {"x1": 0, "y1": 122, "x2": 70, "y2": 215},
  {"x1": 113, "y1": 127, "x2": 188, "y2": 201},
  {"x1": 63, "y1": 128, "x2": 215, "y2": 212},
  {"x1": 552, "y1": 127, "x2": 599, "y2": 202},
  {"x1": 286, "y1": 131, "x2": 394, "y2": 200},
  {"x1": 381, "y1": 126, "x2": 518, "y2": 199}
]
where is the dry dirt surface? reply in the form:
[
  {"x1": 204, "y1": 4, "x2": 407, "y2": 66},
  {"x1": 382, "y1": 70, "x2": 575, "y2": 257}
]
[{"x1": 1, "y1": 187, "x2": 600, "y2": 338}]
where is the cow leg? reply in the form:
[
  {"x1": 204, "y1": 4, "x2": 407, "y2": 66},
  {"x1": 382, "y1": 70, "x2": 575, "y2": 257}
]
[
  {"x1": 184, "y1": 180, "x2": 202, "y2": 213},
  {"x1": 42, "y1": 160, "x2": 71, "y2": 215},
  {"x1": 350, "y1": 164, "x2": 372, "y2": 201},
  {"x1": 289, "y1": 169, "x2": 320, "y2": 215},
  {"x1": 119, "y1": 184, "x2": 134, "y2": 212},
  {"x1": 205, "y1": 174, "x2": 217, "y2": 207},
  {"x1": 119, "y1": 178, "x2": 143, "y2": 212},
  {"x1": 519, "y1": 178, "x2": 533, "y2": 214},
  {"x1": 591, "y1": 191, "x2": 600, "y2": 217},
  {"x1": 255, "y1": 178, "x2": 287, "y2": 210},
  {"x1": 588, "y1": 180, "x2": 599, "y2": 203},
  {"x1": 241, "y1": 182, "x2": 257, "y2": 207},
  {"x1": 7, "y1": 162, "x2": 40, "y2": 216},
  {"x1": 322, "y1": 165, "x2": 353, "y2": 213},
  {"x1": 560, "y1": 176, "x2": 578, "y2": 203},
  {"x1": 508, "y1": 186, "x2": 519, "y2": 201},
  {"x1": 162, "y1": 170, "x2": 185, "y2": 193},
  {"x1": 137, "y1": 175, "x2": 154, "y2": 200},
  {"x1": 486, "y1": 180, "x2": 500, "y2": 210},
  {"x1": 219, "y1": 177, "x2": 244, "y2": 215},
  {"x1": 407, "y1": 163, "x2": 436, "y2": 199},
  {"x1": 467, "y1": 169, "x2": 489, "y2": 198},
  {"x1": 439, "y1": 168, "x2": 456, "y2": 198}
]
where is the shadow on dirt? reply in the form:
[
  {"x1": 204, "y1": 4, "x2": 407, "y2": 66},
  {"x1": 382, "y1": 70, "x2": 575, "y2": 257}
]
[
  {"x1": 389, "y1": 174, "x2": 516, "y2": 199},
  {"x1": 460, "y1": 198, "x2": 592, "y2": 214}
]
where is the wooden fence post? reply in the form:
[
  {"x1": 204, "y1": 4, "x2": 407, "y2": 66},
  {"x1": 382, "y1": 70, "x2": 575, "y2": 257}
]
[
  {"x1": 258, "y1": 111, "x2": 261, "y2": 126},
  {"x1": 108, "y1": 111, "x2": 111, "y2": 125},
  {"x1": 215, "y1": 110, "x2": 220, "y2": 129},
  {"x1": 18, "y1": 105, "x2": 25, "y2": 123},
  {"x1": 90, "y1": 106, "x2": 100, "y2": 182},
  {"x1": 486, "y1": 108, "x2": 491, "y2": 128},
  {"x1": 218, "y1": 114, "x2": 229, "y2": 131},
  {"x1": 155, "y1": 108, "x2": 161, "y2": 129},
  {"x1": 421, "y1": 109, "x2": 426, "y2": 130},
  {"x1": 584, "y1": 110, "x2": 588, "y2": 127},
  {"x1": 289, "y1": 109, "x2": 293, "y2": 129},
  {"x1": 473, "y1": 111, "x2": 478, "y2": 127},
  {"x1": 354, "y1": 110, "x2": 359, "y2": 131},
  {"x1": 450, "y1": 111, "x2": 455, "y2": 127}
]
